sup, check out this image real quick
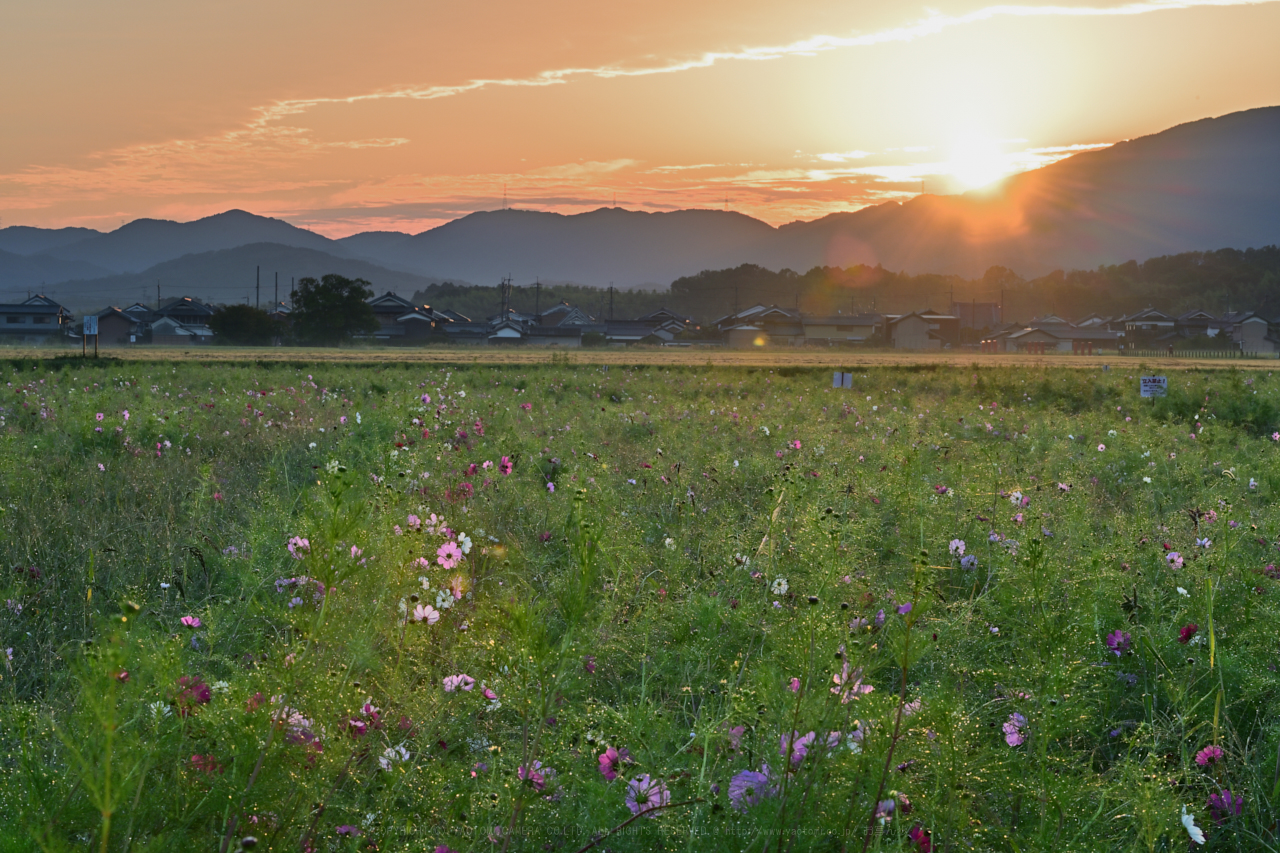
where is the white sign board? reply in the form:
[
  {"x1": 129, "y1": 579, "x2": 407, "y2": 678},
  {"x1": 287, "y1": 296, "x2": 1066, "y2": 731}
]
[
  {"x1": 83, "y1": 315, "x2": 98, "y2": 336},
  {"x1": 1140, "y1": 375, "x2": 1168, "y2": 397}
]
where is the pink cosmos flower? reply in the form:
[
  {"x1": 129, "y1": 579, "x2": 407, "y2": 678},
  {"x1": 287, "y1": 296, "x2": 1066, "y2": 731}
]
[
  {"x1": 436, "y1": 541, "x2": 462, "y2": 569},
  {"x1": 788, "y1": 677, "x2": 801, "y2": 693},
  {"x1": 546, "y1": 482, "x2": 555, "y2": 493},
  {"x1": 407, "y1": 514, "x2": 421, "y2": 531},
  {"x1": 412, "y1": 604, "x2": 440, "y2": 624},
  {"x1": 499, "y1": 456, "x2": 513, "y2": 475},
  {"x1": 832, "y1": 663, "x2": 874, "y2": 703},
  {"x1": 1003, "y1": 713, "x2": 1026, "y2": 747},
  {"x1": 180, "y1": 616, "x2": 201, "y2": 628},
  {"x1": 287, "y1": 536, "x2": 310, "y2": 559},
  {"x1": 1167, "y1": 552, "x2": 1184, "y2": 569},
  {"x1": 95, "y1": 412, "x2": 104, "y2": 421},
  {"x1": 442, "y1": 673, "x2": 475, "y2": 692},
  {"x1": 780, "y1": 730, "x2": 817, "y2": 765},
  {"x1": 625, "y1": 774, "x2": 670, "y2": 817}
]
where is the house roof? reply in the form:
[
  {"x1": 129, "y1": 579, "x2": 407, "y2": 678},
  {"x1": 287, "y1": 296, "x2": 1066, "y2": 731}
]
[
  {"x1": 156, "y1": 297, "x2": 214, "y2": 318},
  {"x1": 368, "y1": 291, "x2": 415, "y2": 311},
  {"x1": 636, "y1": 307, "x2": 691, "y2": 323}
]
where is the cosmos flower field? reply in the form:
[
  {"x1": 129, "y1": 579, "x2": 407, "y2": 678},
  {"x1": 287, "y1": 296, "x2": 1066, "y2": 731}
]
[{"x1": 2, "y1": 357, "x2": 1280, "y2": 852}]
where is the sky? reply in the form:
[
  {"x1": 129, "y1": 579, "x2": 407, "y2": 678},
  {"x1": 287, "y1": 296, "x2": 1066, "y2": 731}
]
[{"x1": 1, "y1": 0, "x2": 1278, "y2": 237}]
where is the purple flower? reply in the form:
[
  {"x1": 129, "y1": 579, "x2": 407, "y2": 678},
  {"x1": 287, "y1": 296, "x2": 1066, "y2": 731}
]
[
  {"x1": 1167, "y1": 552, "x2": 1184, "y2": 569},
  {"x1": 336, "y1": 825, "x2": 361, "y2": 837},
  {"x1": 960, "y1": 554, "x2": 978, "y2": 570},
  {"x1": 897, "y1": 602, "x2": 913, "y2": 616},
  {"x1": 1105, "y1": 629, "x2": 1131, "y2": 657},
  {"x1": 1207, "y1": 789, "x2": 1243, "y2": 823},
  {"x1": 728, "y1": 767, "x2": 774, "y2": 812},
  {"x1": 780, "y1": 730, "x2": 816, "y2": 765},
  {"x1": 625, "y1": 774, "x2": 670, "y2": 817},
  {"x1": 948, "y1": 539, "x2": 966, "y2": 556},
  {"x1": 1003, "y1": 713, "x2": 1026, "y2": 747}
]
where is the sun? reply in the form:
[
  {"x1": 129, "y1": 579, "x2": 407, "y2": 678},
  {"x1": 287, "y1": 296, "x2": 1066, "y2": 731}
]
[{"x1": 945, "y1": 134, "x2": 1010, "y2": 190}]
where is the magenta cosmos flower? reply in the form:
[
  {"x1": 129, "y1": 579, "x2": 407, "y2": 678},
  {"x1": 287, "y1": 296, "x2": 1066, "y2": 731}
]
[
  {"x1": 499, "y1": 456, "x2": 513, "y2": 475},
  {"x1": 436, "y1": 541, "x2": 462, "y2": 569},
  {"x1": 597, "y1": 745, "x2": 631, "y2": 781},
  {"x1": 180, "y1": 615, "x2": 201, "y2": 628},
  {"x1": 1179, "y1": 623, "x2": 1199, "y2": 644},
  {"x1": 1207, "y1": 789, "x2": 1243, "y2": 823},
  {"x1": 1105, "y1": 629, "x2": 1131, "y2": 656},
  {"x1": 625, "y1": 774, "x2": 670, "y2": 817},
  {"x1": 1195, "y1": 745, "x2": 1224, "y2": 766}
]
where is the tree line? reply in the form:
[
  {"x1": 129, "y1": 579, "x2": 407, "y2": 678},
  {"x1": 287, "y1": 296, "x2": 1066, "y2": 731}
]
[{"x1": 209, "y1": 246, "x2": 1280, "y2": 342}]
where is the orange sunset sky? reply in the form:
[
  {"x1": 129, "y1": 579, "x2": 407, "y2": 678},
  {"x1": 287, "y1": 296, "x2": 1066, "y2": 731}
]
[{"x1": 2, "y1": 0, "x2": 1278, "y2": 237}]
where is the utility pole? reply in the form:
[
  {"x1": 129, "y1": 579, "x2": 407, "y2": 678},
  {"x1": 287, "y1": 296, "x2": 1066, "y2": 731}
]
[
  {"x1": 256, "y1": 266, "x2": 260, "y2": 310},
  {"x1": 156, "y1": 281, "x2": 160, "y2": 309},
  {"x1": 534, "y1": 279, "x2": 541, "y2": 316},
  {"x1": 274, "y1": 272, "x2": 278, "y2": 308},
  {"x1": 733, "y1": 286, "x2": 739, "y2": 315},
  {"x1": 609, "y1": 283, "x2": 614, "y2": 321}
]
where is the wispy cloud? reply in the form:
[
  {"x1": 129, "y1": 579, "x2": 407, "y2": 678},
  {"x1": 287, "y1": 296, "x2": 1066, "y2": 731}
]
[{"x1": 242, "y1": 0, "x2": 1276, "y2": 130}]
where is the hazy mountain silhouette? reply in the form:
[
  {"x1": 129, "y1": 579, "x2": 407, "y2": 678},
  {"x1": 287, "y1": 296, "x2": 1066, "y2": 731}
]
[
  {"x1": 336, "y1": 208, "x2": 778, "y2": 285},
  {"x1": 0, "y1": 225, "x2": 103, "y2": 256},
  {"x1": 8, "y1": 105, "x2": 1279, "y2": 302},
  {"x1": 0, "y1": 248, "x2": 115, "y2": 297},
  {"x1": 35, "y1": 210, "x2": 349, "y2": 274},
  {"x1": 48, "y1": 243, "x2": 456, "y2": 313}
]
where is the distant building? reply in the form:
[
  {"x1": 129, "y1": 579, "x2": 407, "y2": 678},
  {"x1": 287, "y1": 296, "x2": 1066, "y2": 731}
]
[
  {"x1": 151, "y1": 316, "x2": 214, "y2": 345},
  {"x1": 0, "y1": 295, "x2": 72, "y2": 343},
  {"x1": 951, "y1": 302, "x2": 1001, "y2": 329},
  {"x1": 94, "y1": 307, "x2": 142, "y2": 346},
  {"x1": 885, "y1": 310, "x2": 959, "y2": 350}
]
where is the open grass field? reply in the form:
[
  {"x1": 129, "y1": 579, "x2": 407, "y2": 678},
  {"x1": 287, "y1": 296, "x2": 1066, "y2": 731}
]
[
  {"x1": 3, "y1": 343, "x2": 1279, "y2": 371},
  {"x1": 3, "y1": 356, "x2": 1280, "y2": 852}
]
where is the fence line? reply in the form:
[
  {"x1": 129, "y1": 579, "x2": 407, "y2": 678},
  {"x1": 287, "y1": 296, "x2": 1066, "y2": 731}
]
[{"x1": 1119, "y1": 349, "x2": 1272, "y2": 360}]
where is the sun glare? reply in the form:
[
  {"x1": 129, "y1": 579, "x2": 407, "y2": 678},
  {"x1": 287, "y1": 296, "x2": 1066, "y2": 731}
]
[{"x1": 945, "y1": 135, "x2": 1009, "y2": 190}]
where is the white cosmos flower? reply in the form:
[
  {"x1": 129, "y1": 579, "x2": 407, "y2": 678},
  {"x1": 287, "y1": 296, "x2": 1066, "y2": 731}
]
[
  {"x1": 1182, "y1": 806, "x2": 1205, "y2": 845},
  {"x1": 457, "y1": 533, "x2": 472, "y2": 555},
  {"x1": 1177, "y1": 587, "x2": 1189, "y2": 597},
  {"x1": 435, "y1": 590, "x2": 454, "y2": 610},
  {"x1": 770, "y1": 578, "x2": 789, "y2": 595},
  {"x1": 148, "y1": 701, "x2": 172, "y2": 720}
]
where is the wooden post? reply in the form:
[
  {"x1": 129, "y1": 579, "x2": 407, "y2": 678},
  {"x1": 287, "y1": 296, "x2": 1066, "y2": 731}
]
[{"x1": 94, "y1": 334, "x2": 98, "y2": 357}]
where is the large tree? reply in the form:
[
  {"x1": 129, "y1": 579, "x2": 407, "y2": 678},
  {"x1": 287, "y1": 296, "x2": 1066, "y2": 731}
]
[
  {"x1": 289, "y1": 274, "x2": 379, "y2": 345},
  {"x1": 208, "y1": 304, "x2": 283, "y2": 346}
]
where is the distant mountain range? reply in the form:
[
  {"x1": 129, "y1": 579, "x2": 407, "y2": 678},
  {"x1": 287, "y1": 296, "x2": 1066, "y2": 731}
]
[{"x1": 2, "y1": 105, "x2": 1276, "y2": 311}]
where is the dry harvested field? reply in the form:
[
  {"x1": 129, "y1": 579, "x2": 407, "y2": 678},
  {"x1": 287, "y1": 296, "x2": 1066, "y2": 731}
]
[{"x1": 8, "y1": 343, "x2": 1279, "y2": 370}]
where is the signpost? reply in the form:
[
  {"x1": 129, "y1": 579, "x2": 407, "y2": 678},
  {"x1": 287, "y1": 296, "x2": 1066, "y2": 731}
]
[
  {"x1": 83, "y1": 315, "x2": 98, "y2": 357},
  {"x1": 832, "y1": 371, "x2": 853, "y2": 389},
  {"x1": 1140, "y1": 375, "x2": 1167, "y2": 398}
]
